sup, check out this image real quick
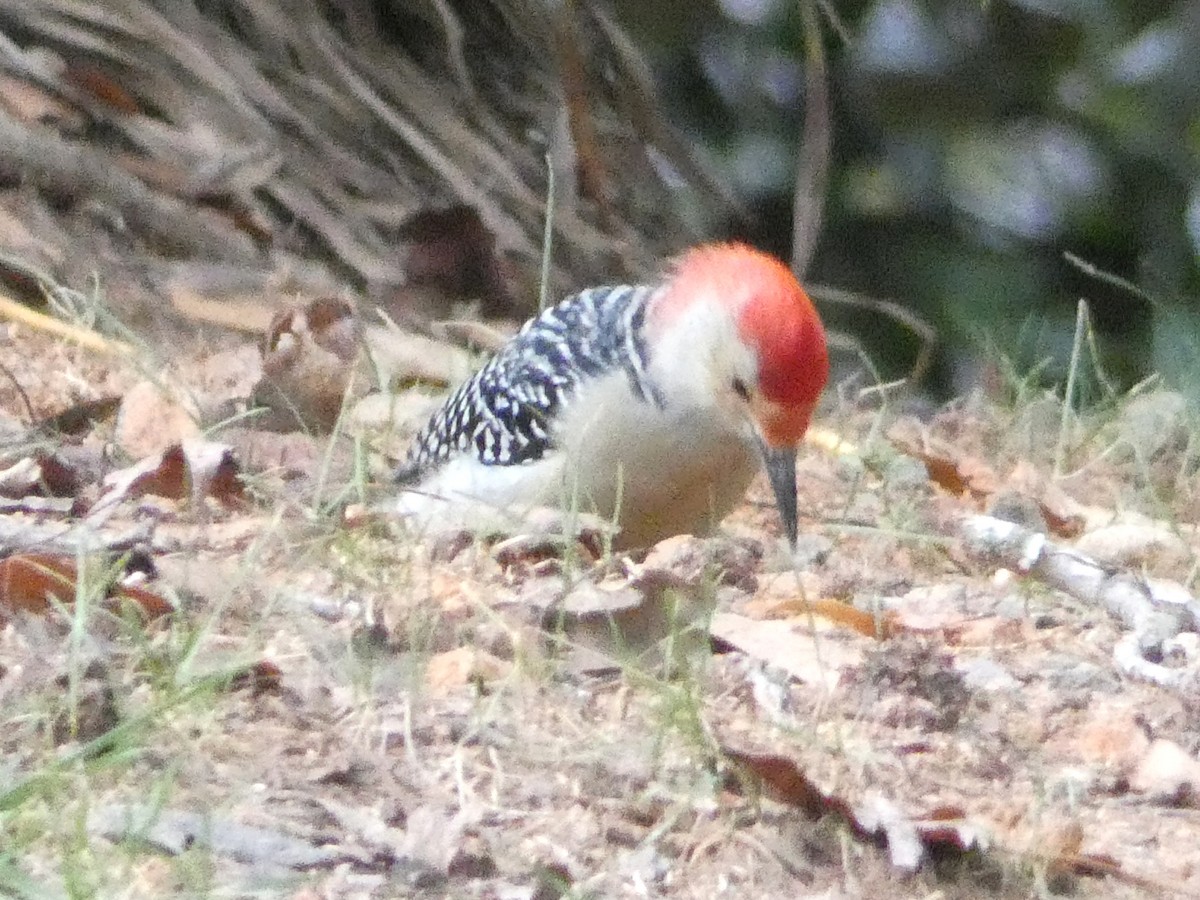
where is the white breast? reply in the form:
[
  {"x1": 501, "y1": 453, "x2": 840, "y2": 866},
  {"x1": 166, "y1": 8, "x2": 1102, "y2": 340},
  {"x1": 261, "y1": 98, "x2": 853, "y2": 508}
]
[{"x1": 396, "y1": 371, "x2": 760, "y2": 548}]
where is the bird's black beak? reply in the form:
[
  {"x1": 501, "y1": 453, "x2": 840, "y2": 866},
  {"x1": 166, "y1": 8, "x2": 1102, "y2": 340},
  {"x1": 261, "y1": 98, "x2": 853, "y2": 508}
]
[{"x1": 760, "y1": 443, "x2": 798, "y2": 548}]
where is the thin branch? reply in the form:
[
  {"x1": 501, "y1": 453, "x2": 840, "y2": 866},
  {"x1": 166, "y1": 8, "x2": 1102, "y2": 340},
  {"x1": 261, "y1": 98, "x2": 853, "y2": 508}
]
[
  {"x1": 551, "y1": 0, "x2": 611, "y2": 215},
  {"x1": 0, "y1": 288, "x2": 131, "y2": 356},
  {"x1": 0, "y1": 358, "x2": 35, "y2": 423},
  {"x1": 808, "y1": 284, "x2": 938, "y2": 386},
  {"x1": 791, "y1": 0, "x2": 831, "y2": 279}
]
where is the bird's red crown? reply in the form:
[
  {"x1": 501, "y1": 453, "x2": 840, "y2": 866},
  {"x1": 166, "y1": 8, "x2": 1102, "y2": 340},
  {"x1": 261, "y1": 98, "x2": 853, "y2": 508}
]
[{"x1": 658, "y1": 243, "x2": 828, "y2": 443}]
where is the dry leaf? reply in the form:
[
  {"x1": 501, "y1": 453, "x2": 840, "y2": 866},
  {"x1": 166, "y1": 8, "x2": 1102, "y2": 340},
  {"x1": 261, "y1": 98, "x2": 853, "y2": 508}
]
[
  {"x1": 491, "y1": 532, "x2": 596, "y2": 569},
  {"x1": 0, "y1": 552, "x2": 77, "y2": 614},
  {"x1": 0, "y1": 451, "x2": 79, "y2": 498},
  {"x1": 747, "y1": 595, "x2": 897, "y2": 639},
  {"x1": 253, "y1": 298, "x2": 364, "y2": 432},
  {"x1": 887, "y1": 418, "x2": 999, "y2": 499},
  {"x1": 710, "y1": 612, "x2": 863, "y2": 688},
  {"x1": 91, "y1": 440, "x2": 245, "y2": 518},
  {"x1": 217, "y1": 427, "x2": 325, "y2": 481},
  {"x1": 63, "y1": 64, "x2": 142, "y2": 114},
  {"x1": 0, "y1": 552, "x2": 173, "y2": 622},
  {"x1": 35, "y1": 395, "x2": 121, "y2": 436},
  {"x1": 362, "y1": 323, "x2": 475, "y2": 389},
  {"x1": 722, "y1": 747, "x2": 987, "y2": 873},
  {"x1": 1005, "y1": 461, "x2": 1087, "y2": 538},
  {"x1": 642, "y1": 534, "x2": 762, "y2": 591},
  {"x1": 526, "y1": 568, "x2": 712, "y2": 675},
  {"x1": 227, "y1": 659, "x2": 284, "y2": 696},
  {"x1": 724, "y1": 748, "x2": 834, "y2": 817}
]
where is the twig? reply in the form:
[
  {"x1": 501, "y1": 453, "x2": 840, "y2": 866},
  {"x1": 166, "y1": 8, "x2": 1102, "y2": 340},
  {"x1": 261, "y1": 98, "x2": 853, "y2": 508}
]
[
  {"x1": 791, "y1": 0, "x2": 830, "y2": 280},
  {"x1": 539, "y1": 152, "x2": 556, "y2": 313},
  {"x1": 1063, "y1": 251, "x2": 1156, "y2": 306},
  {"x1": 809, "y1": 285, "x2": 937, "y2": 386},
  {"x1": 590, "y1": 8, "x2": 748, "y2": 224},
  {"x1": 0, "y1": 357, "x2": 35, "y2": 423},
  {"x1": 1054, "y1": 299, "x2": 1088, "y2": 479},
  {"x1": 0, "y1": 289, "x2": 131, "y2": 356},
  {"x1": 551, "y1": 0, "x2": 610, "y2": 213},
  {"x1": 961, "y1": 514, "x2": 1200, "y2": 689}
]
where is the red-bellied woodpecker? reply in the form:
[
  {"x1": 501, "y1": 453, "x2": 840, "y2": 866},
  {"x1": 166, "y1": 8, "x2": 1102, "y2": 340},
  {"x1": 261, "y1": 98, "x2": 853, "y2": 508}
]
[{"x1": 394, "y1": 243, "x2": 829, "y2": 549}]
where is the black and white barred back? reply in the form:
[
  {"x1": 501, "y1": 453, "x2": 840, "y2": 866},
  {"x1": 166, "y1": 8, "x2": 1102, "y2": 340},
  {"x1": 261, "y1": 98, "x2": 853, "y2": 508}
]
[{"x1": 395, "y1": 284, "x2": 664, "y2": 484}]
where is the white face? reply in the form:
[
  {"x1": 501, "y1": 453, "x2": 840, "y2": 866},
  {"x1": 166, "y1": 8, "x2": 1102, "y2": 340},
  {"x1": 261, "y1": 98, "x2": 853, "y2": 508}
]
[{"x1": 647, "y1": 299, "x2": 761, "y2": 445}]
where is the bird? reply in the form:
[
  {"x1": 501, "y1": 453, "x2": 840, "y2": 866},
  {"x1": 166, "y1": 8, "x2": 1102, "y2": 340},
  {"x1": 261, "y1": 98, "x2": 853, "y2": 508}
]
[{"x1": 393, "y1": 242, "x2": 829, "y2": 550}]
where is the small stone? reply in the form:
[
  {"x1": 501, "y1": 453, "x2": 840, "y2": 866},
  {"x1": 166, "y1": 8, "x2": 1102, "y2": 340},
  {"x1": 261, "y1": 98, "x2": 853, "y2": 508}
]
[
  {"x1": 1130, "y1": 739, "x2": 1200, "y2": 806},
  {"x1": 954, "y1": 656, "x2": 1018, "y2": 692}
]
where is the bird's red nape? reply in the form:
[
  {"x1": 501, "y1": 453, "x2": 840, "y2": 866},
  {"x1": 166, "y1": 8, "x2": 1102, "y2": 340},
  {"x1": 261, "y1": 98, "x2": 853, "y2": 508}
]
[{"x1": 661, "y1": 242, "x2": 829, "y2": 434}]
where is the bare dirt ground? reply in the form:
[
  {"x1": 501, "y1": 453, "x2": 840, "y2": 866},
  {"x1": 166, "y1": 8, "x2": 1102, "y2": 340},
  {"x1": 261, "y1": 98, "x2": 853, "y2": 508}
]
[{"x1": 2, "y1": 305, "x2": 1200, "y2": 900}]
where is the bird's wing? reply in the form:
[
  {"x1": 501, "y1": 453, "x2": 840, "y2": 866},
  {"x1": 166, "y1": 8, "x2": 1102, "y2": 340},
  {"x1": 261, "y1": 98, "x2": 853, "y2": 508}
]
[{"x1": 396, "y1": 284, "x2": 657, "y2": 484}]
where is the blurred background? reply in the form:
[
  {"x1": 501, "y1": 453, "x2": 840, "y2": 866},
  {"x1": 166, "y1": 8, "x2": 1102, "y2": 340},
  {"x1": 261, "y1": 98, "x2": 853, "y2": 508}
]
[
  {"x1": 0, "y1": 0, "x2": 1197, "y2": 400},
  {"x1": 616, "y1": 0, "x2": 1200, "y2": 396}
]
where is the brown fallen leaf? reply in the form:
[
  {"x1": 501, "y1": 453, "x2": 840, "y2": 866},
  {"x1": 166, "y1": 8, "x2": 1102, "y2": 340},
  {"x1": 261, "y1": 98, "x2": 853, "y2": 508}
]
[
  {"x1": 722, "y1": 747, "x2": 988, "y2": 873},
  {"x1": 491, "y1": 532, "x2": 597, "y2": 570},
  {"x1": 531, "y1": 568, "x2": 713, "y2": 676},
  {"x1": 642, "y1": 534, "x2": 762, "y2": 592},
  {"x1": 1030, "y1": 820, "x2": 1165, "y2": 891},
  {"x1": 253, "y1": 297, "x2": 364, "y2": 432},
  {"x1": 227, "y1": 659, "x2": 284, "y2": 696},
  {"x1": 887, "y1": 418, "x2": 999, "y2": 500},
  {"x1": 35, "y1": 395, "x2": 122, "y2": 436},
  {"x1": 90, "y1": 440, "x2": 245, "y2": 519},
  {"x1": 216, "y1": 427, "x2": 335, "y2": 491},
  {"x1": 63, "y1": 63, "x2": 142, "y2": 114},
  {"x1": 723, "y1": 747, "x2": 835, "y2": 818},
  {"x1": 0, "y1": 552, "x2": 173, "y2": 622},
  {"x1": 0, "y1": 451, "x2": 79, "y2": 498},
  {"x1": 1004, "y1": 461, "x2": 1086, "y2": 538},
  {"x1": 0, "y1": 553, "x2": 77, "y2": 614},
  {"x1": 710, "y1": 612, "x2": 863, "y2": 688},
  {"x1": 747, "y1": 595, "x2": 898, "y2": 640}
]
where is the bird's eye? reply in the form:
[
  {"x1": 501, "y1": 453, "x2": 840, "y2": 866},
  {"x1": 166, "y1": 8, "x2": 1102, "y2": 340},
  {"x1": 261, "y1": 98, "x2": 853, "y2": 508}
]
[{"x1": 731, "y1": 377, "x2": 751, "y2": 401}]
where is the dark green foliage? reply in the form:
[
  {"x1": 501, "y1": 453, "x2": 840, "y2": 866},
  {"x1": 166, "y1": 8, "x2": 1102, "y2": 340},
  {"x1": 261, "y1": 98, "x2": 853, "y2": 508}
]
[{"x1": 620, "y1": 0, "x2": 1200, "y2": 392}]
